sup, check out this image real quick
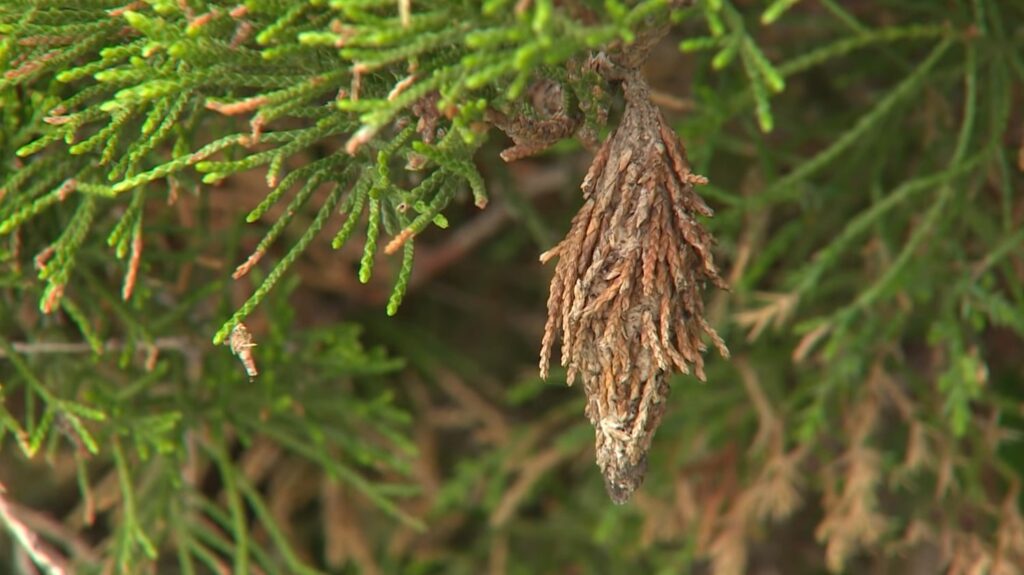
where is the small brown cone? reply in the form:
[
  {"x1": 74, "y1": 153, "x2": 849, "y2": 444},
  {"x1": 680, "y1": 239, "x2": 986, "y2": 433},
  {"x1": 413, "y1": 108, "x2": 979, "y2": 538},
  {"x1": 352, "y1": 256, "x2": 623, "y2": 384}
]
[{"x1": 540, "y1": 62, "x2": 728, "y2": 503}]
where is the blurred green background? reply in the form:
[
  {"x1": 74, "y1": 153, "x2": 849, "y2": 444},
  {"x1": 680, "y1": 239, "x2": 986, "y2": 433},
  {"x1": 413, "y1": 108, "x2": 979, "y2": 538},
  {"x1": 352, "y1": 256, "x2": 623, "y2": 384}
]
[{"x1": 1, "y1": 1, "x2": 1023, "y2": 574}]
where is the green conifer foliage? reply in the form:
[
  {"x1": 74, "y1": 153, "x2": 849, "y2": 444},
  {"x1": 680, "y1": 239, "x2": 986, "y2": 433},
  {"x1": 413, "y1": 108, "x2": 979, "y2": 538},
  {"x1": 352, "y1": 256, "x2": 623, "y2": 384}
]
[{"x1": 1, "y1": 0, "x2": 1023, "y2": 574}]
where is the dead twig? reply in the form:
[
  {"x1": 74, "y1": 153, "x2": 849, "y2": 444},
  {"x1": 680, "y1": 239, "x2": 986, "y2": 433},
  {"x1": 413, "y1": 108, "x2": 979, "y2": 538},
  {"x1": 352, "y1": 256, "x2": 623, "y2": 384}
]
[{"x1": 0, "y1": 484, "x2": 71, "y2": 575}]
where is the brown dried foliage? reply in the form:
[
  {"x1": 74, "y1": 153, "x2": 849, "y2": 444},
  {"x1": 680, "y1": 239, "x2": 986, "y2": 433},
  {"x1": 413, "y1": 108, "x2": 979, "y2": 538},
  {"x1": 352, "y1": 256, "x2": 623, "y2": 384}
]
[
  {"x1": 539, "y1": 61, "x2": 728, "y2": 503},
  {"x1": 485, "y1": 78, "x2": 581, "y2": 162}
]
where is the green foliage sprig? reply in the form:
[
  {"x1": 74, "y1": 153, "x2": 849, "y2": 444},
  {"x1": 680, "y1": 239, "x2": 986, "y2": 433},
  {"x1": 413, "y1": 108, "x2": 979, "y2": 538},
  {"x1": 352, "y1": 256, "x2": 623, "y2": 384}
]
[{"x1": 1, "y1": 0, "x2": 676, "y2": 344}]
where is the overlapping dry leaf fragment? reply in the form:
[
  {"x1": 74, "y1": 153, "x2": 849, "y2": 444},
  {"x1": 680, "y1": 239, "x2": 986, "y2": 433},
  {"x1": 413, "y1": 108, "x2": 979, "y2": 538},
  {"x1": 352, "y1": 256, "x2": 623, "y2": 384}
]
[
  {"x1": 540, "y1": 59, "x2": 728, "y2": 503},
  {"x1": 228, "y1": 322, "x2": 259, "y2": 379}
]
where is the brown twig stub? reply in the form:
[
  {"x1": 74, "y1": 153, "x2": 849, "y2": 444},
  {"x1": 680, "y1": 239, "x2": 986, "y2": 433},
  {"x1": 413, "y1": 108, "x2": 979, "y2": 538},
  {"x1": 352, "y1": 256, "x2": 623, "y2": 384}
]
[
  {"x1": 121, "y1": 223, "x2": 142, "y2": 301},
  {"x1": 384, "y1": 227, "x2": 415, "y2": 255},
  {"x1": 232, "y1": 249, "x2": 264, "y2": 279},
  {"x1": 205, "y1": 95, "x2": 268, "y2": 116},
  {"x1": 540, "y1": 59, "x2": 728, "y2": 503}
]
